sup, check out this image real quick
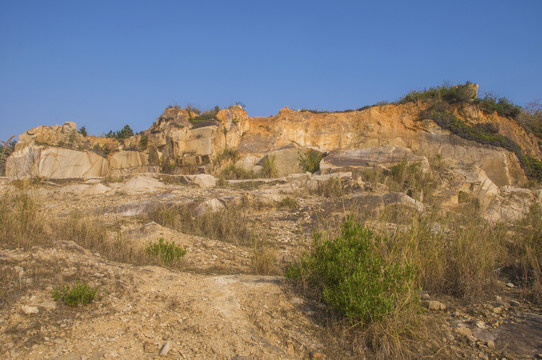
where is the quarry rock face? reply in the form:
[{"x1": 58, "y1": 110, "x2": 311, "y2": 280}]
[
  {"x1": 6, "y1": 146, "x2": 108, "y2": 178},
  {"x1": 320, "y1": 146, "x2": 429, "y2": 174},
  {"x1": 4, "y1": 99, "x2": 542, "y2": 222}
]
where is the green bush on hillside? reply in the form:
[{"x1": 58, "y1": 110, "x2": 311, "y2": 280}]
[
  {"x1": 287, "y1": 218, "x2": 417, "y2": 324},
  {"x1": 475, "y1": 94, "x2": 522, "y2": 119}
]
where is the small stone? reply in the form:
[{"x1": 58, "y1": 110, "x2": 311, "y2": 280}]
[
  {"x1": 456, "y1": 327, "x2": 472, "y2": 337},
  {"x1": 159, "y1": 341, "x2": 172, "y2": 356},
  {"x1": 495, "y1": 295, "x2": 503, "y2": 303},
  {"x1": 143, "y1": 341, "x2": 157, "y2": 353},
  {"x1": 487, "y1": 340, "x2": 495, "y2": 349},
  {"x1": 476, "y1": 321, "x2": 486, "y2": 329},
  {"x1": 510, "y1": 300, "x2": 520, "y2": 306},
  {"x1": 452, "y1": 311, "x2": 460, "y2": 317},
  {"x1": 427, "y1": 301, "x2": 446, "y2": 311},
  {"x1": 21, "y1": 305, "x2": 39, "y2": 315},
  {"x1": 309, "y1": 350, "x2": 326, "y2": 359},
  {"x1": 493, "y1": 306, "x2": 502, "y2": 314},
  {"x1": 506, "y1": 282, "x2": 515, "y2": 288},
  {"x1": 40, "y1": 299, "x2": 57, "y2": 311}
]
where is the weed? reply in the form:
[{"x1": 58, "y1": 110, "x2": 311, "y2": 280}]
[
  {"x1": 52, "y1": 281, "x2": 97, "y2": 306},
  {"x1": 251, "y1": 241, "x2": 279, "y2": 275},
  {"x1": 513, "y1": 205, "x2": 542, "y2": 302},
  {"x1": 262, "y1": 154, "x2": 278, "y2": 178},
  {"x1": 0, "y1": 191, "x2": 46, "y2": 249},
  {"x1": 146, "y1": 204, "x2": 255, "y2": 246},
  {"x1": 219, "y1": 164, "x2": 257, "y2": 180},
  {"x1": 0, "y1": 137, "x2": 16, "y2": 176},
  {"x1": 279, "y1": 197, "x2": 299, "y2": 210},
  {"x1": 298, "y1": 150, "x2": 323, "y2": 173},
  {"x1": 145, "y1": 238, "x2": 186, "y2": 264},
  {"x1": 317, "y1": 177, "x2": 344, "y2": 198},
  {"x1": 139, "y1": 134, "x2": 148, "y2": 151},
  {"x1": 388, "y1": 159, "x2": 437, "y2": 201}
]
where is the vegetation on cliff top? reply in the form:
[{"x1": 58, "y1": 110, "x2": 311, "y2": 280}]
[{"x1": 422, "y1": 108, "x2": 542, "y2": 183}]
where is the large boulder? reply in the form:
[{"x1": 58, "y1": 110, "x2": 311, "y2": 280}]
[
  {"x1": 6, "y1": 146, "x2": 108, "y2": 179},
  {"x1": 320, "y1": 146, "x2": 429, "y2": 174},
  {"x1": 109, "y1": 151, "x2": 156, "y2": 176},
  {"x1": 256, "y1": 147, "x2": 304, "y2": 177},
  {"x1": 14, "y1": 121, "x2": 83, "y2": 151}
]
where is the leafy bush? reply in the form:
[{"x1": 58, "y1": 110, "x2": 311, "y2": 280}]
[
  {"x1": 219, "y1": 164, "x2": 257, "y2": 180},
  {"x1": 287, "y1": 218, "x2": 418, "y2": 324},
  {"x1": 475, "y1": 94, "x2": 522, "y2": 119},
  {"x1": 78, "y1": 126, "x2": 88, "y2": 137},
  {"x1": 399, "y1": 83, "x2": 476, "y2": 105},
  {"x1": 106, "y1": 125, "x2": 134, "y2": 139},
  {"x1": 145, "y1": 238, "x2": 186, "y2": 264},
  {"x1": 279, "y1": 197, "x2": 299, "y2": 210},
  {"x1": 389, "y1": 159, "x2": 437, "y2": 200},
  {"x1": 298, "y1": 150, "x2": 323, "y2": 173},
  {"x1": 189, "y1": 105, "x2": 221, "y2": 128},
  {"x1": 262, "y1": 154, "x2": 278, "y2": 178},
  {"x1": 52, "y1": 281, "x2": 97, "y2": 306},
  {"x1": 139, "y1": 134, "x2": 148, "y2": 150},
  {"x1": 316, "y1": 177, "x2": 344, "y2": 198},
  {"x1": 518, "y1": 100, "x2": 542, "y2": 140},
  {"x1": 0, "y1": 138, "x2": 16, "y2": 176}
]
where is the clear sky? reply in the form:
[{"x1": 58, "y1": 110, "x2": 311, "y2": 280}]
[{"x1": 1, "y1": 0, "x2": 541, "y2": 140}]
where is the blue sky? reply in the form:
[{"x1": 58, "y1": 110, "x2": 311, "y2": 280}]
[{"x1": 1, "y1": 0, "x2": 541, "y2": 139}]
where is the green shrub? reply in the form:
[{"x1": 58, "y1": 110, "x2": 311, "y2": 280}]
[
  {"x1": 399, "y1": 83, "x2": 476, "y2": 105},
  {"x1": 139, "y1": 134, "x2": 148, "y2": 150},
  {"x1": 145, "y1": 238, "x2": 186, "y2": 264},
  {"x1": 518, "y1": 100, "x2": 542, "y2": 140},
  {"x1": 287, "y1": 218, "x2": 418, "y2": 324},
  {"x1": 52, "y1": 281, "x2": 97, "y2": 306},
  {"x1": 389, "y1": 159, "x2": 437, "y2": 200},
  {"x1": 262, "y1": 154, "x2": 278, "y2": 178},
  {"x1": 316, "y1": 177, "x2": 344, "y2": 198},
  {"x1": 189, "y1": 105, "x2": 221, "y2": 128},
  {"x1": 298, "y1": 150, "x2": 323, "y2": 173},
  {"x1": 106, "y1": 124, "x2": 134, "y2": 139},
  {"x1": 0, "y1": 138, "x2": 16, "y2": 176},
  {"x1": 78, "y1": 126, "x2": 88, "y2": 137},
  {"x1": 475, "y1": 94, "x2": 522, "y2": 119},
  {"x1": 220, "y1": 164, "x2": 257, "y2": 180},
  {"x1": 279, "y1": 197, "x2": 299, "y2": 210}
]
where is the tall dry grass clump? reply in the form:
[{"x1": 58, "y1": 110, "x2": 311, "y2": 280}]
[
  {"x1": 0, "y1": 191, "x2": 46, "y2": 249},
  {"x1": 389, "y1": 210, "x2": 507, "y2": 300},
  {"x1": 513, "y1": 205, "x2": 542, "y2": 302},
  {"x1": 55, "y1": 211, "x2": 148, "y2": 265},
  {"x1": 146, "y1": 203, "x2": 255, "y2": 246}
]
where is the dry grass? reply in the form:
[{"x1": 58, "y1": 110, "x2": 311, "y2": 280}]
[
  {"x1": 251, "y1": 242, "x2": 279, "y2": 275},
  {"x1": 0, "y1": 190, "x2": 47, "y2": 249},
  {"x1": 54, "y1": 211, "x2": 152, "y2": 266},
  {"x1": 145, "y1": 203, "x2": 255, "y2": 246}
]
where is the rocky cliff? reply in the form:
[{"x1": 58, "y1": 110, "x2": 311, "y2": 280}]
[{"x1": 7, "y1": 88, "x2": 541, "y2": 184}]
